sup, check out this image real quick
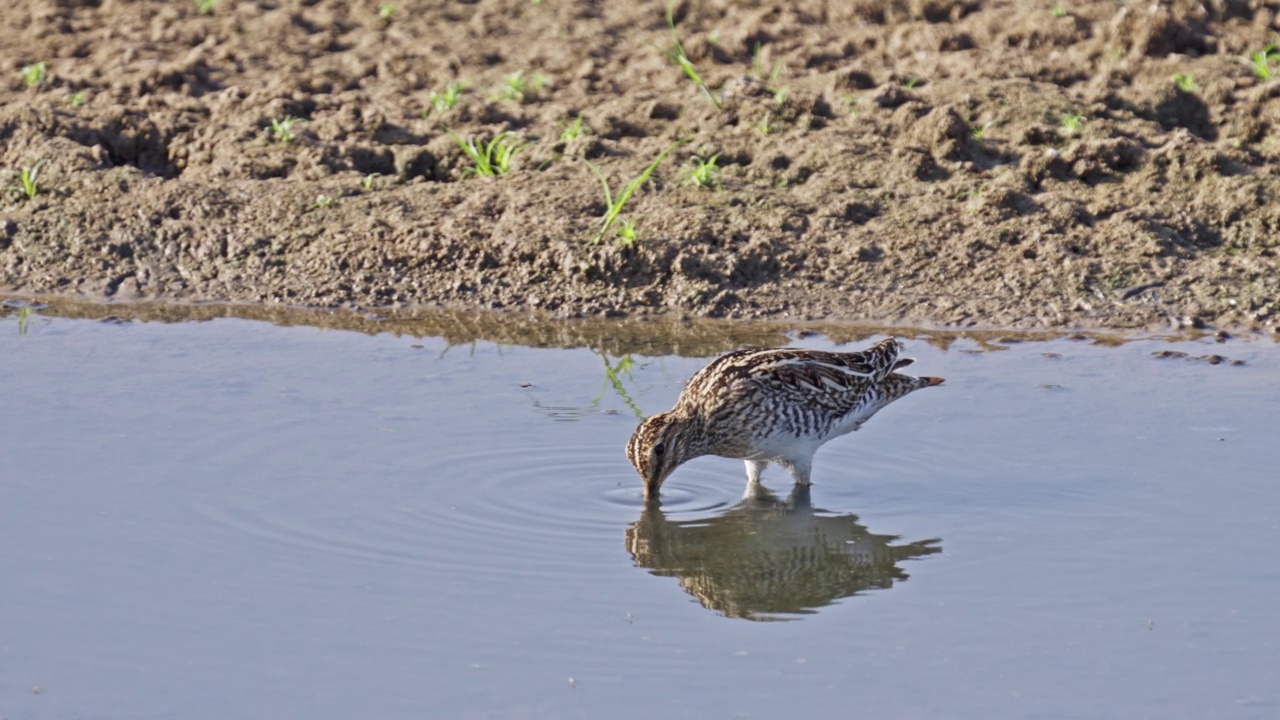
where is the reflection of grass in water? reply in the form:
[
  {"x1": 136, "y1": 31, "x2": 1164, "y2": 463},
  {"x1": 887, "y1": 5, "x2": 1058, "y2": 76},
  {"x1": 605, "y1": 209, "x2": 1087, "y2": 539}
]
[{"x1": 600, "y1": 352, "x2": 644, "y2": 418}]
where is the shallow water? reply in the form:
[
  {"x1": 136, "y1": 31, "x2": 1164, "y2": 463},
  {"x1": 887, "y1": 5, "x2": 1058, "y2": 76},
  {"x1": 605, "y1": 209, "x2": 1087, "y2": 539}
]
[{"x1": 2, "y1": 309, "x2": 1278, "y2": 719}]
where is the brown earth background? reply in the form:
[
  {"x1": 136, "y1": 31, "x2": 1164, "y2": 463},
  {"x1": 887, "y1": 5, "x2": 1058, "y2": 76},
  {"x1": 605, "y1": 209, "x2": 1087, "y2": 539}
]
[{"x1": 3, "y1": 0, "x2": 1280, "y2": 331}]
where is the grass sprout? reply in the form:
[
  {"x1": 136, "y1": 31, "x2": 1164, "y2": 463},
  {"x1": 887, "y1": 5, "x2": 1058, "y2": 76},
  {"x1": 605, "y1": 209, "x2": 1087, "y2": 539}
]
[
  {"x1": 20, "y1": 62, "x2": 47, "y2": 88},
  {"x1": 378, "y1": 3, "x2": 395, "y2": 19},
  {"x1": 970, "y1": 120, "x2": 996, "y2": 141},
  {"x1": 583, "y1": 138, "x2": 688, "y2": 244},
  {"x1": 361, "y1": 173, "x2": 380, "y2": 190},
  {"x1": 1173, "y1": 73, "x2": 1200, "y2": 93},
  {"x1": 17, "y1": 305, "x2": 31, "y2": 335},
  {"x1": 1243, "y1": 44, "x2": 1280, "y2": 81},
  {"x1": 616, "y1": 219, "x2": 639, "y2": 246},
  {"x1": 15, "y1": 160, "x2": 46, "y2": 200},
  {"x1": 750, "y1": 42, "x2": 784, "y2": 84},
  {"x1": 65, "y1": 91, "x2": 86, "y2": 106},
  {"x1": 663, "y1": 4, "x2": 720, "y2": 109},
  {"x1": 496, "y1": 71, "x2": 545, "y2": 103},
  {"x1": 559, "y1": 114, "x2": 589, "y2": 142},
  {"x1": 1060, "y1": 112, "x2": 1086, "y2": 134},
  {"x1": 425, "y1": 82, "x2": 465, "y2": 117},
  {"x1": 195, "y1": 0, "x2": 216, "y2": 14},
  {"x1": 308, "y1": 194, "x2": 337, "y2": 210},
  {"x1": 685, "y1": 153, "x2": 721, "y2": 189},
  {"x1": 451, "y1": 131, "x2": 527, "y2": 177},
  {"x1": 1051, "y1": 4, "x2": 1067, "y2": 18},
  {"x1": 270, "y1": 116, "x2": 303, "y2": 143}
]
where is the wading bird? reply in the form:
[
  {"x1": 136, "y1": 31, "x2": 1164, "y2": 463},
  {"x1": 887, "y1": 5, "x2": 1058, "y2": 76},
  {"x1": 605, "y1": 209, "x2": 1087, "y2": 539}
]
[{"x1": 626, "y1": 338, "x2": 942, "y2": 500}]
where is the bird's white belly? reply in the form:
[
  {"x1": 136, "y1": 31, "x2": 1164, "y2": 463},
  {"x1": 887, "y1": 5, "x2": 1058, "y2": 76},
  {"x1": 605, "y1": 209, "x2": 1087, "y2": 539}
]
[
  {"x1": 739, "y1": 405, "x2": 876, "y2": 461},
  {"x1": 740, "y1": 432, "x2": 826, "y2": 462}
]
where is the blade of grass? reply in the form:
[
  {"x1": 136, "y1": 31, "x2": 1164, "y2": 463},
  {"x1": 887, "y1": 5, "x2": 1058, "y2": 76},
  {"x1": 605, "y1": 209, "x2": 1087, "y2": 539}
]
[{"x1": 584, "y1": 138, "x2": 688, "y2": 243}]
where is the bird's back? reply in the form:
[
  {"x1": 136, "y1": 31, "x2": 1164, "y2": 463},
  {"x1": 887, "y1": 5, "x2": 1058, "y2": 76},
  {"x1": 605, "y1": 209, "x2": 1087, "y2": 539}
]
[{"x1": 673, "y1": 339, "x2": 937, "y2": 448}]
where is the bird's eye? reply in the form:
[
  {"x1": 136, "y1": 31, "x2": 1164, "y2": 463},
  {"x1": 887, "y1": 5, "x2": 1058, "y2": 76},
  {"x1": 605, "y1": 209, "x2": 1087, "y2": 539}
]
[{"x1": 653, "y1": 443, "x2": 665, "y2": 457}]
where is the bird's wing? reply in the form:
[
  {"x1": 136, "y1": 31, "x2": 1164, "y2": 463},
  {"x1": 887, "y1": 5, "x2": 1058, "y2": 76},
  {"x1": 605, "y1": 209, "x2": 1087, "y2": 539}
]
[{"x1": 680, "y1": 340, "x2": 904, "y2": 406}]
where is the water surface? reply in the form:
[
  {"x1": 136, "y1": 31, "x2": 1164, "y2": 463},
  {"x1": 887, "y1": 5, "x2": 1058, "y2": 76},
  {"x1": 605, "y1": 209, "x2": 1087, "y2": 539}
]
[{"x1": 2, "y1": 307, "x2": 1277, "y2": 719}]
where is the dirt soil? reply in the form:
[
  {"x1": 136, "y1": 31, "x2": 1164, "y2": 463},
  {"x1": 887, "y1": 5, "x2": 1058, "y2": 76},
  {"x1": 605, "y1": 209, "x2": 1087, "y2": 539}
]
[{"x1": 4, "y1": 0, "x2": 1280, "y2": 331}]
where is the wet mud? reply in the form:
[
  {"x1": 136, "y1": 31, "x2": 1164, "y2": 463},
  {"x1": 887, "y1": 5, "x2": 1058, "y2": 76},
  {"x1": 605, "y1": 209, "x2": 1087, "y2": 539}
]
[{"x1": 4, "y1": 0, "x2": 1280, "y2": 331}]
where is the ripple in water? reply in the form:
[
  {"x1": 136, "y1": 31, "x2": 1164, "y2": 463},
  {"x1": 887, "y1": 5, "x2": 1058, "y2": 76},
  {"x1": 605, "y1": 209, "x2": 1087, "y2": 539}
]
[{"x1": 187, "y1": 441, "x2": 738, "y2": 586}]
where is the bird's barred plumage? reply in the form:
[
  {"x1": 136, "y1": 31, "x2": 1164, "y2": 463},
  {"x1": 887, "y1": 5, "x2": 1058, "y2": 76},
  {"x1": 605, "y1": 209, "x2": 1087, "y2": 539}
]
[{"x1": 627, "y1": 338, "x2": 943, "y2": 499}]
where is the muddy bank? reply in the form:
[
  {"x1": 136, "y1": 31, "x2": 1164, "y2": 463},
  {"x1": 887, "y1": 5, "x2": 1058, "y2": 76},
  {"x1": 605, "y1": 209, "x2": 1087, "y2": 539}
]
[
  {"x1": 3, "y1": 0, "x2": 1280, "y2": 331},
  {"x1": 7, "y1": 297, "x2": 1237, "y2": 359}
]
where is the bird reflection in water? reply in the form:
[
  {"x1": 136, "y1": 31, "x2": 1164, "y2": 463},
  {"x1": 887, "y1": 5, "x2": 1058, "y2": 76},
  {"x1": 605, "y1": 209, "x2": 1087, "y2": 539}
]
[{"x1": 625, "y1": 485, "x2": 941, "y2": 621}]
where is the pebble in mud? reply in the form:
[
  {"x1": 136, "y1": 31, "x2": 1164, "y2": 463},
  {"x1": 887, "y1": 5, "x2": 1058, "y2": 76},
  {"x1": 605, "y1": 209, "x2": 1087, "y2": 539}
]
[{"x1": 1150, "y1": 350, "x2": 1245, "y2": 366}]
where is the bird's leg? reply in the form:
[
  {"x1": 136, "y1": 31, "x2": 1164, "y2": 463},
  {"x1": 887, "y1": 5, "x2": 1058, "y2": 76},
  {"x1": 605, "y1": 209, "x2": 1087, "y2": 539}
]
[
  {"x1": 744, "y1": 459, "x2": 768, "y2": 484},
  {"x1": 779, "y1": 456, "x2": 814, "y2": 486}
]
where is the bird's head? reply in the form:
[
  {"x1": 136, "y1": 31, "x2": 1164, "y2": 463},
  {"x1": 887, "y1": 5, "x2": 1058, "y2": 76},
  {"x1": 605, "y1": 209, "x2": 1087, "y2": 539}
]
[{"x1": 626, "y1": 412, "x2": 699, "y2": 501}]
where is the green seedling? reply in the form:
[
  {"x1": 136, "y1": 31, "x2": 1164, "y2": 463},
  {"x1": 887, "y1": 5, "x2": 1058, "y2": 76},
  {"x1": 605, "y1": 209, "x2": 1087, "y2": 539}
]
[
  {"x1": 378, "y1": 3, "x2": 395, "y2": 19},
  {"x1": 20, "y1": 62, "x2": 47, "y2": 88},
  {"x1": 902, "y1": 77, "x2": 923, "y2": 89},
  {"x1": 15, "y1": 160, "x2": 46, "y2": 200},
  {"x1": 425, "y1": 81, "x2": 465, "y2": 117},
  {"x1": 663, "y1": 4, "x2": 720, "y2": 108},
  {"x1": 1060, "y1": 112, "x2": 1086, "y2": 134},
  {"x1": 451, "y1": 132, "x2": 527, "y2": 176},
  {"x1": 1050, "y1": 4, "x2": 1067, "y2": 18},
  {"x1": 685, "y1": 153, "x2": 721, "y2": 189},
  {"x1": 559, "y1": 114, "x2": 589, "y2": 142},
  {"x1": 496, "y1": 71, "x2": 545, "y2": 103},
  {"x1": 1244, "y1": 44, "x2": 1280, "y2": 81},
  {"x1": 361, "y1": 173, "x2": 380, "y2": 190},
  {"x1": 970, "y1": 121, "x2": 995, "y2": 141},
  {"x1": 309, "y1": 194, "x2": 336, "y2": 210},
  {"x1": 195, "y1": 0, "x2": 216, "y2": 13},
  {"x1": 17, "y1": 305, "x2": 30, "y2": 335},
  {"x1": 616, "y1": 219, "x2": 639, "y2": 245},
  {"x1": 583, "y1": 138, "x2": 688, "y2": 244},
  {"x1": 270, "y1": 116, "x2": 303, "y2": 143},
  {"x1": 1173, "y1": 74, "x2": 1200, "y2": 92},
  {"x1": 65, "y1": 91, "x2": 86, "y2": 106},
  {"x1": 750, "y1": 42, "x2": 784, "y2": 83}
]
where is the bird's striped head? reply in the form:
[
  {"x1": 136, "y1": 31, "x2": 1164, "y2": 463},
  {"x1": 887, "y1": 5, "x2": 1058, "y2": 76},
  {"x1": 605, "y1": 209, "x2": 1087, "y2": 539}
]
[{"x1": 626, "y1": 412, "x2": 698, "y2": 501}]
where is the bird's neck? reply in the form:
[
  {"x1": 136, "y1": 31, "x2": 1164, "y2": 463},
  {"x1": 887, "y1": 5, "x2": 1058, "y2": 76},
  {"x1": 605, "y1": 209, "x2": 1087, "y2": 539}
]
[{"x1": 667, "y1": 412, "x2": 709, "y2": 461}]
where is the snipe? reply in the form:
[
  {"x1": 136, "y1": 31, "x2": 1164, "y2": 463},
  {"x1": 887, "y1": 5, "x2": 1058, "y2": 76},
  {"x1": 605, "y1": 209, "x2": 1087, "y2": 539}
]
[{"x1": 626, "y1": 338, "x2": 942, "y2": 499}]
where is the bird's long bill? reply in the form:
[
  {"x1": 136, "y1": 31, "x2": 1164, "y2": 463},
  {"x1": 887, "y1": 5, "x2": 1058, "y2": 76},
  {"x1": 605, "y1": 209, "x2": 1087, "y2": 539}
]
[{"x1": 643, "y1": 475, "x2": 661, "y2": 501}]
